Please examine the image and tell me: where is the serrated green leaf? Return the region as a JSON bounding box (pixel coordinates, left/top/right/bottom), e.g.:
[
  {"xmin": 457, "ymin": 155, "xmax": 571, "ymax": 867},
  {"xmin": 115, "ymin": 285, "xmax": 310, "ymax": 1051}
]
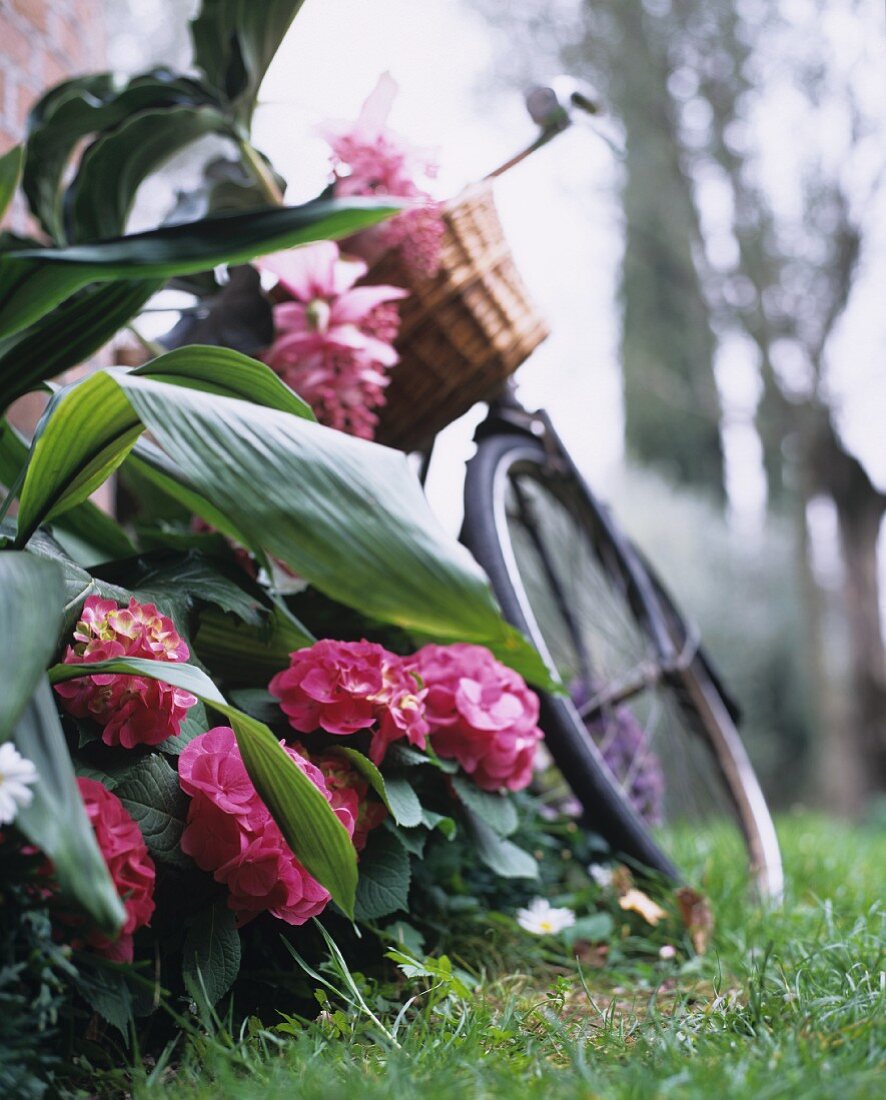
[
  {"xmin": 452, "ymin": 774, "xmax": 519, "ymax": 837},
  {"xmin": 114, "ymin": 753, "xmax": 191, "ymax": 868},
  {"xmin": 182, "ymin": 901, "xmax": 241, "ymax": 1008},
  {"xmin": 354, "ymin": 829, "xmax": 411, "ymax": 921}
]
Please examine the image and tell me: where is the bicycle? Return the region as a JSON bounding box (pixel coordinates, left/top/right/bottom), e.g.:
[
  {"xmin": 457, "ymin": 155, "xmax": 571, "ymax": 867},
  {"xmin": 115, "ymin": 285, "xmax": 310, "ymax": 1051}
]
[{"xmin": 412, "ymin": 79, "xmax": 784, "ymax": 900}]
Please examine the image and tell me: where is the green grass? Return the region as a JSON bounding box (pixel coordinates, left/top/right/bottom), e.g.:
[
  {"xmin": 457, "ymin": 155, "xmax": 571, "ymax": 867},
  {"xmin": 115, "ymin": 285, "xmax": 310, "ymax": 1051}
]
[{"xmin": 123, "ymin": 814, "xmax": 884, "ymax": 1100}]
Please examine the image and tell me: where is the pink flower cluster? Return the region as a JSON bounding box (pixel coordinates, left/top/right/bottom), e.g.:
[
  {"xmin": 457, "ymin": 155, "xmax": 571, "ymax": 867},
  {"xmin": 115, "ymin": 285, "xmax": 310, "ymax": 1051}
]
[
  {"xmin": 76, "ymin": 777, "xmax": 155, "ymax": 962},
  {"xmin": 269, "ymin": 639, "xmax": 543, "ymax": 792},
  {"xmin": 178, "ymin": 727, "xmax": 354, "ymax": 926},
  {"xmin": 409, "ymin": 644, "xmax": 543, "ymax": 792},
  {"xmin": 269, "ymin": 640, "xmax": 428, "ymax": 765},
  {"xmin": 303, "ymin": 748, "xmax": 387, "ymax": 852},
  {"xmin": 55, "ymin": 596, "xmax": 197, "ymax": 749},
  {"xmin": 262, "ymin": 241, "xmax": 407, "ymax": 439},
  {"xmin": 324, "ymin": 72, "xmax": 445, "ymax": 277}
]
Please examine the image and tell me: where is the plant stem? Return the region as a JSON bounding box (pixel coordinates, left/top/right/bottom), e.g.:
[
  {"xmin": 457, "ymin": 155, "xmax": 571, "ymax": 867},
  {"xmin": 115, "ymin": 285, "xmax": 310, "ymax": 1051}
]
[{"xmin": 238, "ymin": 139, "xmax": 285, "ymax": 206}]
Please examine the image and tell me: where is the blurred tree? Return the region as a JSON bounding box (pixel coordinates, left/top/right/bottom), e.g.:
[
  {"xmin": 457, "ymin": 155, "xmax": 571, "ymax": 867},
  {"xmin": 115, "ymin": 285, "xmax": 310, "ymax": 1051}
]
[{"xmin": 468, "ymin": 0, "xmax": 885, "ymax": 809}]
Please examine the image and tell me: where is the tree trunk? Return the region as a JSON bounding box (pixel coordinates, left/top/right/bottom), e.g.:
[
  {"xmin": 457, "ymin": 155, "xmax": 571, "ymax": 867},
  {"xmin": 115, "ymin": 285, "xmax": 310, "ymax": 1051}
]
[{"xmin": 836, "ymin": 498, "xmax": 886, "ymax": 808}]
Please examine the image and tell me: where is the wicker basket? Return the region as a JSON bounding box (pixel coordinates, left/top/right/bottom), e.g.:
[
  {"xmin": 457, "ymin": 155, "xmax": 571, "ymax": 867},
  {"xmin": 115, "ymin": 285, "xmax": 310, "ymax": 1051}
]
[{"xmin": 369, "ymin": 181, "xmax": 549, "ymax": 452}]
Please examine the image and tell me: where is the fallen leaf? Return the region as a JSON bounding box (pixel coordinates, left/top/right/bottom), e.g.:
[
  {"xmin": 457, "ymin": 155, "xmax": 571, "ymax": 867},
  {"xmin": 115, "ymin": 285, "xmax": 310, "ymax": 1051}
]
[
  {"xmin": 618, "ymin": 888, "xmax": 667, "ymax": 925},
  {"xmin": 675, "ymin": 886, "xmax": 714, "ymax": 954}
]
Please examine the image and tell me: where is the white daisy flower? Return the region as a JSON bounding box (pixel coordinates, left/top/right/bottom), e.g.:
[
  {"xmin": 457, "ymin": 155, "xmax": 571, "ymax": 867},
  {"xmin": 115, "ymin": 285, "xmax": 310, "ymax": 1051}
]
[
  {"xmin": 0, "ymin": 742, "xmax": 39, "ymax": 826},
  {"xmin": 659, "ymin": 944, "xmax": 677, "ymax": 960},
  {"xmin": 516, "ymin": 897, "xmax": 576, "ymax": 935}
]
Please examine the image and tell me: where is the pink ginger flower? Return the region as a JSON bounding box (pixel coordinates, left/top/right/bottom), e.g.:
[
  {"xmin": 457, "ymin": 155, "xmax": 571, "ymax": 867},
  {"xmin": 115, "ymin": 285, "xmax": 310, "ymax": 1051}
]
[
  {"xmin": 262, "ymin": 241, "xmax": 407, "ymax": 439},
  {"xmin": 263, "ymin": 241, "xmax": 407, "ymax": 368},
  {"xmin": 407, "ymin": 644, "xmax": 544, "ymax": 792},
  {"xmin": 55, "ymin": 596, "xmax": 197, "ymax": 749},
  {"xmin": 323, "ymin": 72, "xmax": 445, "ymax": 277},
  {"xmin": 268, "ymin": 639, "xmax": 428, "ymax": 765},
  {"xmin": 178, "ymin": 727, "xmax": 355, "ymax": 926},
  {"xmin": 75, "ymin": 778, "xmax": 156, "ymax": 962}
]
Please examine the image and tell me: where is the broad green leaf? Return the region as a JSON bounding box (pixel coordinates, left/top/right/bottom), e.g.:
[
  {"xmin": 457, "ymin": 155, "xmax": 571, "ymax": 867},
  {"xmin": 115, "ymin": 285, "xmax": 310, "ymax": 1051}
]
[
  {"xmin": 0, "ymin": 551, "xmax": 64, "ymax": 739},
  {"xmin": 23, "ymin": 71, "xmax": 220, "ymax": 240},
  {"xmin": 72, "ymin": 957, "xmax": 134, "ymax": 1037},
  {"xmin": 13, "ymin": 679, "xmax": 126, "ymax": 935},
  {"xmin": 0, "ymin": 198, "xmax": 399, "ymax": 338},
  {"xmin": 0, "ymin": 418, "xmax": 135, "ymax": 563},
  {"xmin": 0, "ymin": 279, "xmax": 161, "ymax": 414},
  {"xmin": 353, "ymin": 830, "xmax": 411, "ymax": 921},
  {"xmin": 68, "ymin": 105, "xmax": 231, "ymax": 242},
  {"xmin": 14, "ymin": 348, "xmax": 312, "ymax": 540},
  {"xmin": 452, "ymin": 774, "xmax": 519, "ymax": 837},
  {"xmin": 191, "ymin": 0, "xmax": 306, "ymax": 122},
  {"xmin": 47, "ymin": 656, "xmax": 358, "ymax": 917},
  {"xmin": 182, "ymin": 901, "xmax": 241, "ymax": 1008},
  {"xmin": 113, "ymin": 753, "xmax": 192, "ymax": 868},
  {"xmin": 0, "ymin": 144, "xmax": 24, "ymax": 222},
  {"xmin": 462, "ymin": 805, "xmax": 538, "ymax": 879},
  {"xmin": 14, "ymin": 370, "xmax": 550, "ymax": 684},
  {"xmin": 329, "ymin": 747, "xmax": 422, "ymax": 828}
]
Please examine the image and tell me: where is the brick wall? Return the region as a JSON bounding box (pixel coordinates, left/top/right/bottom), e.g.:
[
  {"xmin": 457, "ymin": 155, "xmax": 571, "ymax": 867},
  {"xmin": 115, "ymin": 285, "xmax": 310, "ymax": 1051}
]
[
  {"xmin": 1, "ymin": 0, "xmax": 105, "ymax": 230},
  {"xmin": 1, "ymin": 0, "xmax": 107, "ymax": 475}
]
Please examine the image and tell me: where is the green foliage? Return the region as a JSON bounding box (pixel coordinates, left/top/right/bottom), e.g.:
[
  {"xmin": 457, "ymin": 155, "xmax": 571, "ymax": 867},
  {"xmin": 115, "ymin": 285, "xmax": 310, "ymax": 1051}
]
[
  {"xmin": 113, "ymin": 753, "xmax": 192, "ymax": 869},
  {"xmin": 182, "ymin": 901, "xmax": 241, "ymax": 1008},
  {"xmin": 191, "ymin": 0, "xmax": 306, "ymax": 124},
  {"xmin": 0, "ymin": 145, "xmax": 23, "ymax": 222},
  {"xmin": 13, "ymin": 681, "xmax": 126, "ymax": 937},
  {"xmin": 98, "ymin": 816, "xmax": 886, "ymax": 1100},
  {"xmin": 0, "ymin": 198, "xmax": 398, "ymax": 344},
  {"xmin": 353, "ymin": 831, "xmax": 412, "ymax": 921}
]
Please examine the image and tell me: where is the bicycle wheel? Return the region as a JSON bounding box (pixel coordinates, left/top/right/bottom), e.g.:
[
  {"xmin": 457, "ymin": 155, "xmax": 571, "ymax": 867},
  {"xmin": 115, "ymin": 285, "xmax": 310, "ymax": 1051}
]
[{"xmin": 462, "ymin": 431, "xmax": 783, "ymax": 899}]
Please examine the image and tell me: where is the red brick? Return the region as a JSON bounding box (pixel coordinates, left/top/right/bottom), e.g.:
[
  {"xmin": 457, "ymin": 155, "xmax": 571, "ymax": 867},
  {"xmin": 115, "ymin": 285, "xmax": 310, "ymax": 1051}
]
[
  {"xmin": 41, "ymin": 48, "xmax": 70, "ymax": 90},
  {"xmin": 0, "ymin": 124, "xmax": 18, "ymax": 156},
  {"xmin": 0, "ymin": 19, "xmax": 34, "ymax": 70}
]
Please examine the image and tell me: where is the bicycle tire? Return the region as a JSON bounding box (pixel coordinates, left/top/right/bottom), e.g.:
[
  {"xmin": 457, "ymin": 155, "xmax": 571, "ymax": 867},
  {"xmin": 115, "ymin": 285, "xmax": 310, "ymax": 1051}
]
[{"xmin": 462, "ymin": 431, "xmax": 783, "ymax": 898}]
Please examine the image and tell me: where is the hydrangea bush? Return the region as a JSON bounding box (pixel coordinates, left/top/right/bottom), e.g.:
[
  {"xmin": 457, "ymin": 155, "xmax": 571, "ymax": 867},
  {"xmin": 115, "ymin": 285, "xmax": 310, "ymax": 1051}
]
[{"xmin": 0, "ymin": 1, "xmax": 626, "ymax": 1085}]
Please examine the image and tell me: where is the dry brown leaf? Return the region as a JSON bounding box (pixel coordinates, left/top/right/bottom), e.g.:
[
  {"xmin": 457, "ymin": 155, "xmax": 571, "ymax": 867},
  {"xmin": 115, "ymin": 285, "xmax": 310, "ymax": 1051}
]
[
  {"xmin": 675, "ymin": 886, "xmax": 714, "ymax": 954},
  {"xmin": 618, "ymin": 888, "xmax": 668, "ymax": 925}
]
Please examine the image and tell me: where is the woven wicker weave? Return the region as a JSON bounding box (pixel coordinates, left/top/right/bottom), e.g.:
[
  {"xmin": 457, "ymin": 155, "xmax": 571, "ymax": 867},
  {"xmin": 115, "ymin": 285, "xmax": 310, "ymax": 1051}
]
[{"xmin": 370, "ymin": 181, "xmax": 549, "ymax": 452}]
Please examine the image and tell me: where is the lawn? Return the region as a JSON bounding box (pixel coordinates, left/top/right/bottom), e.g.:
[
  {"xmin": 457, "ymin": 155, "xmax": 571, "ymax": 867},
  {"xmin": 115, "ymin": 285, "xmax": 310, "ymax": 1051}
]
[{"xmin": 117, "ymin": 813, "xmax": 884, "ymax": 1100}]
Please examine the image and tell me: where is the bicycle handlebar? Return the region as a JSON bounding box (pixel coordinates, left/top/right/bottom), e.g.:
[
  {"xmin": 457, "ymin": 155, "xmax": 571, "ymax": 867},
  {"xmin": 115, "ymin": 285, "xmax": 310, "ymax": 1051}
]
[{"xmin": 484, "ymin": 75, "xmax": 608, "ymax": 181}]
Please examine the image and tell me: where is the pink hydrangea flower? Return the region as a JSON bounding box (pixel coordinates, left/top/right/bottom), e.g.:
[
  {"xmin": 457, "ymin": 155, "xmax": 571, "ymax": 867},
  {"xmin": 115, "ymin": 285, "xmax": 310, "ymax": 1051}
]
[
  {"xmin": 178, "ymin": 727, "xmax": 355, "ymax": 926},
  {"xmin": 262, "ymin": 241, "xmax": 407, "ymax": 439},
  {"xmin": 407, "ymin": 644, "xmax": 544, "ymax": 792},
  {"xmin": 54, "ymin": 596, "xmax": 197, "ymax": 749},
  {"xmin": 309, "ymin": 748, "xmax": 387, "ymax": 852},
  {"xmin": 268, "ymin": 639, "xmax": 428, "ymax": 765},
  {"xmin": 75, "ymin": 777, "xmax": 156, "ymax": 962},
  {"xmin": 323, "ymin": 72, "xmax": 445, "ymax": 276}
]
